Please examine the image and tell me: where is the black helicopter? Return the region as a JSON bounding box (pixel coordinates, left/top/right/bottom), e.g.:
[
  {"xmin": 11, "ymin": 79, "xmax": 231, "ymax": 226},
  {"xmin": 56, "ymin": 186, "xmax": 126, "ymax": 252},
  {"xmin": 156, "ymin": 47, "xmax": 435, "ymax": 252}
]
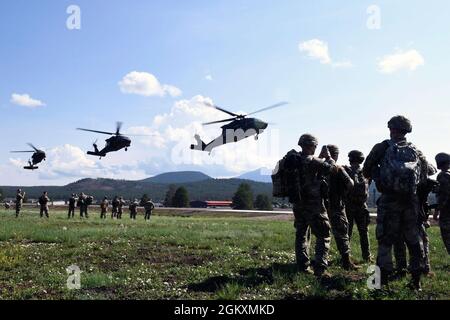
[
  {"xmin": 11, "ymin": 143, "xmax": 46, "ymax": 170},
  {"xmin": 190, "ymin": 102, "xmax": 288, "ymax": 153},
  {"xmin": 77, "ymin": 122, "xmax": 145, "ymax": 159}
]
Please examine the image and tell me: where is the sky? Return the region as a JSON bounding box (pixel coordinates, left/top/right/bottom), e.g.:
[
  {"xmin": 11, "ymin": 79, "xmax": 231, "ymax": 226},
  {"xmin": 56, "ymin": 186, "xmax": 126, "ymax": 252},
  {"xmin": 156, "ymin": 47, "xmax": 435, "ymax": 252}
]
[{"xmin": 1, "ymin": 0, "xmax": 449, "ymax": 186}]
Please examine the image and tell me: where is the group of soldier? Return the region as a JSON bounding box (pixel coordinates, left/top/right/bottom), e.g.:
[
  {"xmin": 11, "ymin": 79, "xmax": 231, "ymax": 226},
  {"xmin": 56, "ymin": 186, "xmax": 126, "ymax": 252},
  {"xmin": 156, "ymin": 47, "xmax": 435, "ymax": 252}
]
[
  {"xmin": 13, "ymin": 190, "xmax": 155, "ymax": 221},
  {"xmin": 279, "ymin": 115, "xmax": 449, "ymax": 290}
]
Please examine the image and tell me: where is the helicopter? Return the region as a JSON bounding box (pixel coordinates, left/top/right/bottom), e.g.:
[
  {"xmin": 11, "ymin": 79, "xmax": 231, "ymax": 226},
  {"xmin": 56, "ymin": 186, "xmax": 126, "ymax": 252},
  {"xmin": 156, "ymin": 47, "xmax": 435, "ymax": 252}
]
[
  {"xmin": 77, "ymin": 122, "xmax": 148, "ymax": 159},
  {"xmin": 11, "ymin": 143, "xmax": 46, "ymax": 170},
  {"xmin": 190, "ymin": 101, "xmax": 288, "ymax": 153}
]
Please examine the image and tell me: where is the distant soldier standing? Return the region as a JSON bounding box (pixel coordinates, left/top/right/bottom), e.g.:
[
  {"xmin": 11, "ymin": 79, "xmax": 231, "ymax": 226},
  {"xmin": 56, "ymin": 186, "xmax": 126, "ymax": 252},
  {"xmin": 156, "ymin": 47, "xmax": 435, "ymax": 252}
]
[
  {"xmin": 117, "ymin": 197, "xmax": 125, "ymax": 219},
  {"xmin": 15, "ymin": 189, "xmax": 25, "ymax": 218},
  {"xmin": 39, "ymin": 191, "xmax": 50, "ymax": 218},
  {"xmin": 322, "ymin": 145, "xmax": 358, "ymax": 270},
  {"xmin": 285, "ymin": 134, "xmax": 336, "ymax": 277},
  {"xmin": 100, "ymin": 197, "xmax": 109, "ymax": 219},
  {"xmin": 435, "ymin": 152, "xmax": 450, "ymax": 254},
  {"xmin": 141, "ymin": 198, "xmax": 155, "ymax": 221},
  {"xmin": 111, "ymin": 196, "xmax": 119, "ymax": 219},
  {"xmin": 363, "ymin": 116, "xmax": 430, "ymax": 290},
  {"xmin": 68, "ymin": 194, "xmax": 77, "ymax": 219},
  {"xmin": 78, "ymin": 192, "xmax": 87, "ymax": 218},
  {"xmin": 344, "ymin": 150, "xmax": 372, "ymax": 262},
  {"xmin": 129, "ymin": 199, "xmax": 139, "ymax": 220}
]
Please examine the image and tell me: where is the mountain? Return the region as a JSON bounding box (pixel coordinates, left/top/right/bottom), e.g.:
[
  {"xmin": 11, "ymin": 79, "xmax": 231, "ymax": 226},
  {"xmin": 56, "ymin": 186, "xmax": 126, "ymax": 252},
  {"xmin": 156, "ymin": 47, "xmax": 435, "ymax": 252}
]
[
  {"xmin": 141, "ymin": 171, "xmax": 211, "ymax": 184},
  {"xmin": 237, "ymin": 168, "xmax": 273, "ymax": 183},
  {"xmin": 1, "ymin": 176, "xmax": 272, "ymax": 202}
]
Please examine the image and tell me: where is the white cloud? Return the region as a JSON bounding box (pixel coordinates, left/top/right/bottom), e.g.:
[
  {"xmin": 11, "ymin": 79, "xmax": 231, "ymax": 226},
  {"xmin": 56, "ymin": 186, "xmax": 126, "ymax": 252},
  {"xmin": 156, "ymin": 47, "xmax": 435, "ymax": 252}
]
[
  {"xmin": 299, "ymin": 39, "xmax": 352, "ymax": 68},
  {"xmin": 118, "ymin": 71, "xmax": 182, "ymax": 97},
  {"xmin": 378, "ymin": 49, "xmax": 425, "ymax": 74},
  {"xmin": 10, "ymin": 93, "xmax": 46, "ymax": 108},
  {"xmin": 205, "ymin": 75, "xmax": 213, "ymax": 81}
]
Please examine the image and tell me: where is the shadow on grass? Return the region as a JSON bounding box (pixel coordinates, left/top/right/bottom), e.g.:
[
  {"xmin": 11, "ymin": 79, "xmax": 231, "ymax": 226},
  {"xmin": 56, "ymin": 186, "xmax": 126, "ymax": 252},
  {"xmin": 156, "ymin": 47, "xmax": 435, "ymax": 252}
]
[{"xmin": 187, "ymin": 262, "xmax": 365, "ymax": 299}]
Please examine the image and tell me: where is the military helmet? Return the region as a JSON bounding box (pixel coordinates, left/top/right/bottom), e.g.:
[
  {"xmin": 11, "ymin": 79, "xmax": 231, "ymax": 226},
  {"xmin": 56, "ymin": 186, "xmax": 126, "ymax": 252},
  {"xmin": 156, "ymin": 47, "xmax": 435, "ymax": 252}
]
[
  {"xmin": 348, "ymin": 150, "xmax": 365, "ymax": 163},
  {"xmin": 298, "ymin": 134, "xmax": 318, "ymax": 147},
  {"xmin": 427, "ymin": 163, "xmax": 438, "ymax": 176},
  {"xmin": 327, "ymin": 145, "xmax": 340, "ymax": 156},
  {"xmin": 436, "ymin": 153, "xmax": 450, "ymax": 165},
  {"xmin": 17, "ymin": 189, "xmax": 21, "ymax": 193},
  {"xmin": 388, "ymin": 115, "xmax": 412, "ymax": 133}
]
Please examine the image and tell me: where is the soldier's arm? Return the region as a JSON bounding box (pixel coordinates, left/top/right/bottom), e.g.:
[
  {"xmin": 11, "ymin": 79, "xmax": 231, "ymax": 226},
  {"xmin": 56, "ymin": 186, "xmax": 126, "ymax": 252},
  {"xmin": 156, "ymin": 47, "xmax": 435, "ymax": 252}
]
[
  {"xmin": 339, "ymin": 166, "xmax": 354, "ymax": 191},
  {"xmin": 363, "ymin": 141, "xmax": 389, "ymax": 179}
]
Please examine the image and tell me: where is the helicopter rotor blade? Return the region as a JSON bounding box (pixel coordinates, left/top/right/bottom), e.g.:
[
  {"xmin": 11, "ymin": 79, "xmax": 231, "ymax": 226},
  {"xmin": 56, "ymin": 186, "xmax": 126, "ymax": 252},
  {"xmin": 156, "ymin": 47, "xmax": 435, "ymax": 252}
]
[
  {"xmin": 11, "ymin": 151, "xmax": 34, "ymax": 153},
  {"xmin": 77, "ymin": 128, "xmax": 115, "ymax": 135},
  {"xmin": 246, "ymin": 102, "xmax": 289, "ymax": 116},
  {"xmin": 116, "ymin": 122, "xmax": 123, "ymax": 135},
  {"xmin": 27, "ymin": 143, "xmax": 39, "ymax": 152},
  {"xmin": 203, "ymin": 102, "xmax": 239, "ymax": 117},
  {"xmin": 202, "ymin": 118, "xmax": 236, "ymax": 126}
]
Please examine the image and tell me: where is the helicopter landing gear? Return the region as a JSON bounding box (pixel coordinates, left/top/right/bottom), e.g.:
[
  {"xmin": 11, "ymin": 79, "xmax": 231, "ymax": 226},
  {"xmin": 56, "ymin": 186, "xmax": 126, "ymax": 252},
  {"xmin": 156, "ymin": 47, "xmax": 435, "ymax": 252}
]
[{"xmin": 255, "ymin": 135, "xmax": 259, "ymax": 141}]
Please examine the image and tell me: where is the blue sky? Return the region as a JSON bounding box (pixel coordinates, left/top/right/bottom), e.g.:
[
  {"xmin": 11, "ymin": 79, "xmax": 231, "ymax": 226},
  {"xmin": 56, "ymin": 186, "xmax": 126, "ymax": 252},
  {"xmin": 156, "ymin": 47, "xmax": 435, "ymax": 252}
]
[{"xmin": 1, "ymin": 0, "xmax": 450, "ymax": 185}]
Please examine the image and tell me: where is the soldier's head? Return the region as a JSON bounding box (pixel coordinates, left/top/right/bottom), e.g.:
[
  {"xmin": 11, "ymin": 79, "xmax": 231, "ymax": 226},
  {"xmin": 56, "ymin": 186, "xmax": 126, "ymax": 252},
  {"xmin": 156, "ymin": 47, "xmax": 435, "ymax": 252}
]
[
  {"xmin": 348, "ymin": 150, "xmax": 365, "ymax": 165},
  {"xmin": 72, "ymin": 193, "xmax": 75, "ymax": 197},
  {"xmin": 17, "ymin": 189, "xmax": 21, "ymax": 193},
  {"xmin": 43, "ymin": 191, "xmax": 48, "ymax": 196},
  {"xmin": 80, "ymin": 192, "xmax": 85, "ymax": 197},
  {"xmin": 104, "ymin": 196, "xmax": 108, "ymax": 200},
  {"xmin": 435, "ymin": 153, "xmax": 450, "ymax": 171},
  {"xmin": 388, "ymin": 115, "xmax": 412, "ymax": 140},
  {"xmin": 298, "ymin": 134, "xmax": 318, "ymax": 155},
  {"xmin": 326, "ymin": 145, "xmax": 340, "ymax": 161}
]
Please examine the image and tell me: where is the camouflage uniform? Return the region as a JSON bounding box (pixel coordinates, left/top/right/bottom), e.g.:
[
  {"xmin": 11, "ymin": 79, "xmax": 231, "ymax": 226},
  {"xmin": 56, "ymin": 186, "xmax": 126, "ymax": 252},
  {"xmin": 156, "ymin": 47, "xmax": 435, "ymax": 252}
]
[
  {"xmin": 325, "ymin": 165, "xmax": 354, "ymax": 266},
  {"xmin": 344, "ymin": 164, "xmax": 372, "ymax": 261},
  {"xmin": 129, "ymin": 200, "xmax": 139, "ymax": 220},
  {"xmin": 39, "ymin": 193, "xmax": 50, "ymax": 218},
  {"xmin": 78, "ymin": 194, "xmax": 88, "ymax": 218},
  {"xmin": 111, "ymin": 197, "xmax": 119, "ymax": 219},
  {"xmin": 142, "ymin": 200, "xmax": 155, "ymax": 221},
  {"xmin": 100, "ymin": 198, "xmax": 109, "ymax": 219},
  {"xmin": 15, "ymin": 191, "xmax": 25, "ymax": 217},
  {"xmin": 68, "ymin": 194, "xmax": 76, "ymax": 219},
  {"xmin": 436, "ymin": 153, "xmax": 450, "ymax": 254},
  {"xmin": 117, "ymin": 197, "xmax": 125, "ymax": 219},
  {"xmin": 364, "ymin": 137, "xmax": 428, "ymax": 282},
  {"xmin": 287, "ymin": 142, "xmax": 335, "ymax": 275}
]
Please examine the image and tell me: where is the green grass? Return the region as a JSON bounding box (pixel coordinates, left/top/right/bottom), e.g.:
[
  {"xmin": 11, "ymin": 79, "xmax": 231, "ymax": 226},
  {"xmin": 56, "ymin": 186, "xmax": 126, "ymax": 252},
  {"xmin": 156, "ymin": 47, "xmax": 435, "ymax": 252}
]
[{"xmin": 0, "ymin": 208, "xmax": 448, "ymax": 300}]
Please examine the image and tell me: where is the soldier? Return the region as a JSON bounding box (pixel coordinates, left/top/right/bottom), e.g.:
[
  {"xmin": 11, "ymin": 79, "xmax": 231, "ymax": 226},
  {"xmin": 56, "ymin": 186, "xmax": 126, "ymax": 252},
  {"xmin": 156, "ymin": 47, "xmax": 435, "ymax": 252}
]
[
  {"xmin": 141, "ymin": 198, "xmax": 155, "ymax": 221},
  {"xmin": 394, "ymin": 164, "xmax": 438, "ymax": 278},
  {"xmin": 129, "ymin": 199, "xmax": 139, "ymax": 220},
  {"xmin": 285, "ymin": 134, "xmax": 336, "ymax": 278},
  {"xmin": 344, "ymin": 150, "xmax": 372, "ymax": 262},
  {"xmin": 38, "ymin": 191, "xmax": 50, "ymax": 218},
  {"xmin": 78, "ymin": 192, "xmax": 88, "ymax": 218},
  {"xmin": 117, "ymin": 197, "xmax": 125, "ymax": 219},
  {"xmin": 435, "ymin": 152, "xmax": 450, "ymax": 254},
  {"xmin": 68, "ymin": 194, "xmax": 77, "ymax": 219},
  {"xmin": 15, "ymin": 189, "xmax": 25, "ymax": 218},
  {"xmin": 100, "ymin": 197, "xmax": 109, "ymax": 219},
  {"xmin": 363, "ymin": 116, "xmax": 430, "ymax": 290},
  {"xmin": 111, "ymin": 196, "xmax": 119, "ymax": 219},
  {"xmin": 322, "ymin": 145, "xmax": 359, "ymax": 270}
]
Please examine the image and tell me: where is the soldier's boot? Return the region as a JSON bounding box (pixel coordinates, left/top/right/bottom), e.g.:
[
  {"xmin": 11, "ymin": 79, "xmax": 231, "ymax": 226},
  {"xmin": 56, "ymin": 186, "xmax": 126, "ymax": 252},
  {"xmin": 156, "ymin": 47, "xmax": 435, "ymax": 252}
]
[
  {"xmin": 380, "ymin": 269, "xmax": 392, "ymax": 287},
  {"xmin": 314, "ymin": 267, "xmax": 331, "ymax": 279},
  {"xmin": 408, "ymin": 273, "xmax": 422, "ymax": 291},
  {"xmin": 342, "ymin": 254, "xmax": 361, "ymax": 270}
]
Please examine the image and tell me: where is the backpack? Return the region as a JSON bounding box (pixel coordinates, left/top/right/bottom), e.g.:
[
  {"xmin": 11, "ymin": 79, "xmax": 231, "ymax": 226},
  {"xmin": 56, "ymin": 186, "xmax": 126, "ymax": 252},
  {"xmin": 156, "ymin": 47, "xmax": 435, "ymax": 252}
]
[
  {"xmin": 272, "ymin": 150, "xmax": 301, "ymax": 200},
  {"xmin": 345, "ymin": 166, "xmax": 368, "ymax": 203},
  {"xmin": 379, "ymin": 141, "xmax": 421, "ymax": 195}
]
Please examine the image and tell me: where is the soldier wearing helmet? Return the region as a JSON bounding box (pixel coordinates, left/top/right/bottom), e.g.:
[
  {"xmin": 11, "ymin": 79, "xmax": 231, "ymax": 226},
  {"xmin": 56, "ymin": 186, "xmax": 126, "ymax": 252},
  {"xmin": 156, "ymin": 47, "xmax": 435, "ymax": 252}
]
[
  {"xmin": 344, "ymin": 150, "xmax": 372, "ymax": 262},
  {"xmin": 363, "ymin": 116, "xmax": 431, "ymax": 290},
  {"xmin": 321, "ymin": 144, "xmax": 359, "ymax": 270},
  {"xmin": 285, "ymin": 133, "xmax": 336, "ymax": 278},
  {"xmin": 15, "ymin": 189, "xmax": 25, "ymax": 218},
  {"xmin": 68, "ymin": 193, "xmax": 77, "ymax": 219},
  {"xmin": 434, "ymin": 152, "xmax": 450, "ymax": 254}
]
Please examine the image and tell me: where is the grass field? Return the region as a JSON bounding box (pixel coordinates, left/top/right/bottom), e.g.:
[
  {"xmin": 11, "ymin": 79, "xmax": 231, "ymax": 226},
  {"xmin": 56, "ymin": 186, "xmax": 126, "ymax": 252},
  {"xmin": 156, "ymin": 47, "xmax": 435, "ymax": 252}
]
[{"xmin": 0, "ymin": 208, "xmax": 449, "ymax": 300}]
